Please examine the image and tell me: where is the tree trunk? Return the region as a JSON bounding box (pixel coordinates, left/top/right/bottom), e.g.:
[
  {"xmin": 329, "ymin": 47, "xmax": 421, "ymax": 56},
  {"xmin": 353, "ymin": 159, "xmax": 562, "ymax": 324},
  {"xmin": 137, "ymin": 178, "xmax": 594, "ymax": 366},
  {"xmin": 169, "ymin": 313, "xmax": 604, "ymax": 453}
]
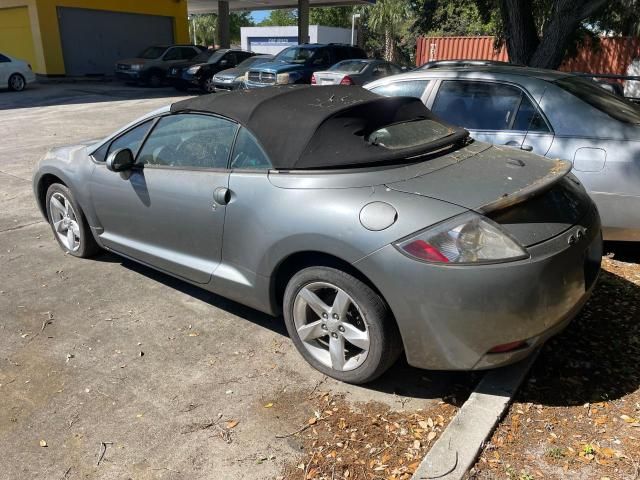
[
  {"xmin": 529, "ymin": 0, "xmax": 608, "ymax": 69},
  {"xmin": 499, "ymin": 0, "xmax": 539, "ymax": 65},
  {"xmin": 385, "ymin": 29, "xmax": 394, "ymax": 62},
  {"xmin": 499, "ymin": 0, "xmax": 608, "ymax": 70}
]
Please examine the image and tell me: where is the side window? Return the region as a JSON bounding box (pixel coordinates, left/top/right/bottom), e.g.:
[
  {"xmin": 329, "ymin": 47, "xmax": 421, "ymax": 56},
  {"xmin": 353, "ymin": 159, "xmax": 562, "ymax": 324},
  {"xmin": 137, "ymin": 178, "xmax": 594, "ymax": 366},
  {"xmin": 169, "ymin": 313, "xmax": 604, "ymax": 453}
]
[
  {"xmin": 312, "ymin": 49, "xmax": 331, "ymax": 66},
  {"xmin": 163, "ymin": 48, "xmax": 181, "ymax": 61},
  {"xmin": 0, "ymin": 53, "xmax": 10, "ymax": 62},
  {"xmin": 224, "ymin": 52, "xmax": 237, "ymax": 66},
  {"xmin": 512, "ymin": 96, "xmax": 550, "ymax": 132},
  {"xmin": 181, "ymin": 47, "xmax": 198, "ymax": 60},
  {"xmin": 371, "ymin": 64, "xmax": 390, "ymax": 78},
  {"xmin": 432, "ymin": 80, "xmax": 524, "ymax": 130},
  {"xmin": 104, "ymin": 120, "xmax": 153, "ymax": 160},
  {"xmin": 137, "ymin": 114, "xmax": 237, "ymax": 169},
  {"xmin": 370, "ymin": 80, "xmax": 430, "ymax": 99},
  {"xmin": 231, "ymin": 128, "xmax": 272, "ymax": 170}
]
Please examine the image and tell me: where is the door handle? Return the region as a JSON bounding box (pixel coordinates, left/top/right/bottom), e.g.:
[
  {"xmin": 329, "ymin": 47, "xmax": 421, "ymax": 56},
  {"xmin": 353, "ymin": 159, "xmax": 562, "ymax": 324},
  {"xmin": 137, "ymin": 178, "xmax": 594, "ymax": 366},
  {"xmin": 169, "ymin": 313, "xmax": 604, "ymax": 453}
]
[
  {"xmin": 213, "ymin": 187, "xmax": 231, "ymax": 206},
  {"xmin": 520, "ymin": 144, "xmax": 533, "ymax": 152}
]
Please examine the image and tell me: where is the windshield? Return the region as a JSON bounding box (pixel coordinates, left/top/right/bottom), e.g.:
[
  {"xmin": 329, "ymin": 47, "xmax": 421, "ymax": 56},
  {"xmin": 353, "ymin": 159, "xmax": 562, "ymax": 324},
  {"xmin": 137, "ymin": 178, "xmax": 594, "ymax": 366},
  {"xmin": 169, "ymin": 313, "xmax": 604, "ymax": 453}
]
[
  {"xmin": 239, "ymin": 56, "xmax": 270, "ymax": 68},
  {"xmin": 368, "ymin": 119, "xmax": 457, "ymax": 150},
  {"xmin": 555, "ymin": 76, "xmax": 640, "ymax": 124},
  {"xmin": 191, "ymin": 49, "xmax": 218, "ymax": 63},
  {"xmin": 275, "ymin": 47, "xmax": 316, "ymax": 64},
  {"xmin": 137, "ymin": 46, "xmax": 166, "ymax": 59},
  {"xmin": 330, "ymin": 60, "xmax": 367, "ymax": 73}
]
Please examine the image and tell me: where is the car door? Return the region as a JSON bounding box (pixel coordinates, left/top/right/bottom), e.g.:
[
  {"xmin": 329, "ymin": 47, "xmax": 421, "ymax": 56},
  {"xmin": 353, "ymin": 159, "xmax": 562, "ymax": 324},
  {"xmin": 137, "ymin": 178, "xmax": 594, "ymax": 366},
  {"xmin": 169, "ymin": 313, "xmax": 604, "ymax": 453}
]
[
  {"xmin": 0, "ymin": 53, "xmax": 10, "ymax": 85},
  {"xmin": 90, "ymin": 113, "xmax": 237, "ymax": 284},
  {"xmin": 162, "ymin": 47, "xmax": 186, "ymax": 70},
  {"xmin": 429, "ymin": 80, "xmax": 532, "ymax": 150}
]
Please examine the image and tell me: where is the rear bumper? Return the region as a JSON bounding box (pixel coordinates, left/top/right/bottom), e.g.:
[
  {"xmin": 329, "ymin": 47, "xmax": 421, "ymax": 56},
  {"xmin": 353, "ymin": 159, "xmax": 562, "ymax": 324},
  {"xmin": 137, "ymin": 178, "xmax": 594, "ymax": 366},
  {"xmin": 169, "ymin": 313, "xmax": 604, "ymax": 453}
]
[
  {"xmin": 354, "ymin": 206, "xmax": 602, "ymax": 370},
  {"xmin": 115, "ymin": 71, "xmax": 141, "ymax": 81}
]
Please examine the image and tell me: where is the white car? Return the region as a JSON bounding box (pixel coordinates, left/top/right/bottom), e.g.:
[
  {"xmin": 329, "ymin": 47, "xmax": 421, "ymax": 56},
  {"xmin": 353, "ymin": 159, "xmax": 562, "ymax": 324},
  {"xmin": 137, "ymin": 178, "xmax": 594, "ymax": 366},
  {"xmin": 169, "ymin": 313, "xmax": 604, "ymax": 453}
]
[{"xmin": 0, "ymin": 52, "xmax": 36, "ymax": 91}]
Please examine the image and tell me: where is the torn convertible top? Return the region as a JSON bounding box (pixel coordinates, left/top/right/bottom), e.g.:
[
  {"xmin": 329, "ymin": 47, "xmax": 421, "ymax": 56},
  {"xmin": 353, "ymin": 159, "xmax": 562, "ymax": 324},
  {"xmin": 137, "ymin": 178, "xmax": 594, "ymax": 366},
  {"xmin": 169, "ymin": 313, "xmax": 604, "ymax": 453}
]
[{"xmin": 170, "ymin": 85, "xmax": 467, "ymax": 170}]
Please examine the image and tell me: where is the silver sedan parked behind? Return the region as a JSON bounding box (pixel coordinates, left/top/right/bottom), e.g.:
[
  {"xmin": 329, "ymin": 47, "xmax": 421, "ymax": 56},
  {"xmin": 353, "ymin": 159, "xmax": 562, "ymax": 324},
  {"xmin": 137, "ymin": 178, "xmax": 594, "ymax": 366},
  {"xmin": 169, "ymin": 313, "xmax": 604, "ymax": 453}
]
[
  {"xmin": 312, "ymin": 59, "xmax": 403, "ymax": 86},
  {"xmin": 365, "ymin": 65, "xmax": 640, "ymax": 241},
  {"xmin": 33, "ymin": 86, "xmax": 601, "ymax": 384}
]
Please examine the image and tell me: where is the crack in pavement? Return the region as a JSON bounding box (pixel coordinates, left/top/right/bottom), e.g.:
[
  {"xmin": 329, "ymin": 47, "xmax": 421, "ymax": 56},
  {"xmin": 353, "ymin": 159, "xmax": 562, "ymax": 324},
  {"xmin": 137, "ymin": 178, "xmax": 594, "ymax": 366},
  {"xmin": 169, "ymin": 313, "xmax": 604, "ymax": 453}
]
[
  {"xmin": 0, "ymin": 169, "xmax": 30, "ymax": 183},
  {"xmin": 0, "ymin": 220, "xmax": 45, "ymax": 233}
]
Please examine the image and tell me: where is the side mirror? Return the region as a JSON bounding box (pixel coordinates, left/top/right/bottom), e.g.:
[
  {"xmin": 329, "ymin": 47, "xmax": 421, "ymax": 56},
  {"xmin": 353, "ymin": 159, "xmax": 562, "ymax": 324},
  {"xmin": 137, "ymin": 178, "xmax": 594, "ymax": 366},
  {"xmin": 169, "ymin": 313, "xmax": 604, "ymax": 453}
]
[
  {"xmin": 219, "ymin": 59, "xmax": 228, "ymax": 66},
  {"xmin": 106, "ymin": 148, "xmax": 135, "ymax": 172}
]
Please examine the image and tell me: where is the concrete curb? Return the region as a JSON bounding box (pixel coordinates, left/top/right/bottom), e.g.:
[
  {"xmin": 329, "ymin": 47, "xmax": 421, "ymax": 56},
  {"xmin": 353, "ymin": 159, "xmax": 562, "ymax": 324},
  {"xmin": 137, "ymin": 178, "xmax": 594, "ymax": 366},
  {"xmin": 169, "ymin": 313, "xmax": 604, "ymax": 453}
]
[{"xmin": 412, "ymin": 351, "xmax": 540, "ymax": 480}]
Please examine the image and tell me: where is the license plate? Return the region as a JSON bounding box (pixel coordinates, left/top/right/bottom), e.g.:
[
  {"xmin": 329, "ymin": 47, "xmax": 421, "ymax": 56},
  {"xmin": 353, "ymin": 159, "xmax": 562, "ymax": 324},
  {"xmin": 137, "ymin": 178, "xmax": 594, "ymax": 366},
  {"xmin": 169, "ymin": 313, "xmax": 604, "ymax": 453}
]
[{"xmin": 320, "ymin": 78, "xmax": 335, "ymax": 85}]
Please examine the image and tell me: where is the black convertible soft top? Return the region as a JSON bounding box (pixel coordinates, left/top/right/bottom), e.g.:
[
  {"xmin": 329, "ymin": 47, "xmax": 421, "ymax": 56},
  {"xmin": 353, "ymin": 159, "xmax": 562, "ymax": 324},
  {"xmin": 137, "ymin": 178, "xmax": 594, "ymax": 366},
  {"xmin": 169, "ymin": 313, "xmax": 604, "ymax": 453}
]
[{"xmin": 170, "ymin": 85, "xmax": 466, "ymax": 169}]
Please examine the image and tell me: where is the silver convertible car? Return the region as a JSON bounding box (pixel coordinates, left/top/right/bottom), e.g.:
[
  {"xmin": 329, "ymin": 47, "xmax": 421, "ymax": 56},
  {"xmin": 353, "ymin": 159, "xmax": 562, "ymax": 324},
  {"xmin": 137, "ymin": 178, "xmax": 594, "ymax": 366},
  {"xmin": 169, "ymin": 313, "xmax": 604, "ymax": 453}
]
[
  {"xmin": 365, "ymin": 65, "xmax": 640, "ymax": 241},
  {"xmin": 33, "ymin": 86, "xmax": 602, "ymax": 383}
]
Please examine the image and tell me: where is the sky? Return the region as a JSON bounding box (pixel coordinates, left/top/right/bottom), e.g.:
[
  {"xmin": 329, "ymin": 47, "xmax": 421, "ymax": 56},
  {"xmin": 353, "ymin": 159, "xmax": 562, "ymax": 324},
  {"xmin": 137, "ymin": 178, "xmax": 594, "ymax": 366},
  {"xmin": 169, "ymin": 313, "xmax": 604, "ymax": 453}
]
[{"xmin": 250, "ymin": 10, "xmax": 271, "ymax": 23}]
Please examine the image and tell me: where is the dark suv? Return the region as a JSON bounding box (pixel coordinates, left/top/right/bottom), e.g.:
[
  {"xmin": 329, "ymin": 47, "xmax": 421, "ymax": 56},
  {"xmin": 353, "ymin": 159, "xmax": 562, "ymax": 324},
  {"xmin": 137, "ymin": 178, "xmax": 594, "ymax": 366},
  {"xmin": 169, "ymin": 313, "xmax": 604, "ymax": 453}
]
[
  {"xmin": 167, "ymin": 48, "xmax": 255, "ymax": 92},
  {"xmin": 115, "ymin": 45, "xmax": 205, "ymax": 87},
  {"xmin": 244, "ymin": 43, "xmax": 366, "ymax": 88}
]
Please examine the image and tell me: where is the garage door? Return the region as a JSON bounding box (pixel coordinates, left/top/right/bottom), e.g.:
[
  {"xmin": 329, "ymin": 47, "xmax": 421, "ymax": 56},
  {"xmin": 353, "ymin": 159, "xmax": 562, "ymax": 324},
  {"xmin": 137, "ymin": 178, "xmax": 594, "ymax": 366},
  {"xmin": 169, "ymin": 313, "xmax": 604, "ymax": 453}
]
[
  {"xmin": 0, "ymin": 7, "xmax": 36, "ymax": 69},
  {"xmin": 57, "ymin": 7, "xmax": 174, "ymax": 76}
]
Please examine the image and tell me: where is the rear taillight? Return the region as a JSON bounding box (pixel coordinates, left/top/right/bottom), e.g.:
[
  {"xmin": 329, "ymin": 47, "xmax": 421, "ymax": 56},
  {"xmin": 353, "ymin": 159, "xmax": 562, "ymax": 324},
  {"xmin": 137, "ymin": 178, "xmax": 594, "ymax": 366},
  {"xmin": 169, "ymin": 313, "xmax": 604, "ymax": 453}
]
[
  {"xmin": 488, "ymin": 340, "xmax": 527, "ymax": 353},
  {"xmin": 395, "ymin": 212, "xmax": 528, "ymax": 264},
  {"xmin": 311, "ymin": 73, "xmax": 316, "ymax": 84},
  {"xmin": 340, "ymin": 75, "xmax": 354, "ymax": 85}
]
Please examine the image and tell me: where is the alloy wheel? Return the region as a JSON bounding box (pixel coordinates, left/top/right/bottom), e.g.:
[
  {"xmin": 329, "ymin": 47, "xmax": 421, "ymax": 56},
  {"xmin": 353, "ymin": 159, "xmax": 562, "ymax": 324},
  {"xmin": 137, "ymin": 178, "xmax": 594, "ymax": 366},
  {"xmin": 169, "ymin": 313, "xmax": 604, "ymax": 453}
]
[
  {"xmin": 49, "ymin": 192, "xmax": 81, "ymax": 252},
  {"xmin": 204, "ymin": 77, "xmax": 216, "ymax": 93},
  {"xmin": 9, "ymin": 74, "xmax": 25, "ymax": 91},
  {"xmin": 293, "ymin": 282, "xmax": 370, "ymax": 371}
]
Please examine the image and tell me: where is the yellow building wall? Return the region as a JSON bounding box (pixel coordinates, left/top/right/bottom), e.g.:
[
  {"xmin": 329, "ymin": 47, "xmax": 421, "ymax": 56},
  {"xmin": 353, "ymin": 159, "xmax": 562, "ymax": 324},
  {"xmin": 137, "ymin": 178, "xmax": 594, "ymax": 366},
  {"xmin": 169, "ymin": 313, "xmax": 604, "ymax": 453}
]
[
  {"xmin": 0, "ymin": 0, "xmax": 189, "ymax": 75},
  {"xmin": 0, "ymin": 5, "xmax": 37, "ymax": 69}
]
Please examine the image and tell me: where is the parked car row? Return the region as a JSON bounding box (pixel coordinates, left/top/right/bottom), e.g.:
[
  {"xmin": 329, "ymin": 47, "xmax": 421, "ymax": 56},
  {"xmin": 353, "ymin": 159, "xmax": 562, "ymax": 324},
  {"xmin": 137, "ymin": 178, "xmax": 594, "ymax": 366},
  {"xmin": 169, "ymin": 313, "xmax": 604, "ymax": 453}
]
[{"xmin": 114, "ymin": 43, "xmax": 402, "ymax": 92}]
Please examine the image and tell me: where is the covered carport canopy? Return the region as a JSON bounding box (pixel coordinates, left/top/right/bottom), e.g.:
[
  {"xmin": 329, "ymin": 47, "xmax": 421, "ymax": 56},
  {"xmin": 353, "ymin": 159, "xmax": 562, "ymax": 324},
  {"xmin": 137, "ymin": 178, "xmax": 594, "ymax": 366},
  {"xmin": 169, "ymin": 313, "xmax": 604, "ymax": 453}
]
[{"xmin": 189, "ymin": 0, "xmax": 373, "ymax": 48}]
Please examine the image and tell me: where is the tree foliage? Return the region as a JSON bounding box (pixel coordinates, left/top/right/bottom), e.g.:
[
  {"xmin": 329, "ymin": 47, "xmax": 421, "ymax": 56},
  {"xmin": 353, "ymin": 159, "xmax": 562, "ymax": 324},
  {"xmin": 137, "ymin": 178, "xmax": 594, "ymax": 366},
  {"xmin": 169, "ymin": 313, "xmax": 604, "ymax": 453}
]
[
  {"xmin": 367, "ymin": 0, "xmax": 412, "ymax": 62},
  {"xmin": 258, "ymin": 9, "xmax": 298, "ymax": 26},
  {"xmin": 414, "ymin": 0, "xmax": 640, "ymax": 69},
  {"xmin": 190, "ymin": 14, "xmax": 217, "ymax": 47},
  {"xmin": 309, "ymin": 7, "xmax": 353, "ymax": 28}
]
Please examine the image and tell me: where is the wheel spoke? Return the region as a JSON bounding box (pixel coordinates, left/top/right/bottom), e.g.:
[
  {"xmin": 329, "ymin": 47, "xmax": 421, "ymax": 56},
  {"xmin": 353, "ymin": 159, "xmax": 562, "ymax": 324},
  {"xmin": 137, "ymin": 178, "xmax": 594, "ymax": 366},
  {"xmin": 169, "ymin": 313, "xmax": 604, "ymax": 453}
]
[
  {"xmin": 66, "ymin": 228, "xmax": 75, "ymax": 248},
  {"xmin": 53, "ymin": 219, "xmax": 65, "ymax": 233},
  {"xmin": 329, "ymin": 334, "xmax": 346, "ymax": 370},
  {"xmin": 50, "ymin": 196, "xmax": 66, "ymax": 216},
  {"xmin": 341, "ymin": 323, "xmax": 369, "ymax": 350},
  {"xmin": 331, "ymin": 289, "xmax": 351, "ymax": 318},
  {"xmin": 69, "ymin": 220, "xmax": 80, "ymax": 237},
  {"xmin": 297, "ymin": 320, "xmax": 326, "ymax": 342},
  {"xmin": 298, "ymin": 287, "xmax": 330, "ymax": 318}
]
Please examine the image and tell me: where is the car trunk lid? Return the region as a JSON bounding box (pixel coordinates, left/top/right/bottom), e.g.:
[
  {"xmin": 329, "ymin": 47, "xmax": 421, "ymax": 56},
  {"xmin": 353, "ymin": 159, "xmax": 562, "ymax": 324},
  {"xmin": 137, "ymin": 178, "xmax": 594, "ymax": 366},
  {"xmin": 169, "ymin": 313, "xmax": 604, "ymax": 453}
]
[
  {"xmin": 386, "ymin": 145, "xmax": 589, "ymax": 246},
  {"xmin": 313, "ymin": 71, "xmax": 347, "ymax": 85}
]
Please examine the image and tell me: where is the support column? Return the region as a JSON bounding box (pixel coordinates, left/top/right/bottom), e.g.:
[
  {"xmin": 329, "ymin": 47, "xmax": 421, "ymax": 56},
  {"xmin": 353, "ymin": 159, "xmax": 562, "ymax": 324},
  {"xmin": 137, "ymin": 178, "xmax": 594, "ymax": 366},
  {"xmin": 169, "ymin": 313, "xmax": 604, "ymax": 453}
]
[
  {"xmin": 217, "ymin": 0, "xmax": 230, "ymax": 48},
  {"xmin": 297, "ymin": 0, "xmax": 309, "ymax": 45}
]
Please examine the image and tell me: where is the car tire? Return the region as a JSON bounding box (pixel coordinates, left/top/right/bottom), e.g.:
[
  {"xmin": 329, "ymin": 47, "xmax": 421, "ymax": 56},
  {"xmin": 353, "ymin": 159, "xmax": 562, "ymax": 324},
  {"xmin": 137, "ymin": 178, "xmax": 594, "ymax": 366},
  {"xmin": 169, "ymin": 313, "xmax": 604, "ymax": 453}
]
[
  {"xmin": 202, "ymin": 76, "xmax": 216, "ymax": 93},
  {"xmin": 45, "ymin": 183, "xmax": 100, "ymax": 258},
  {"xmin": 283, "ymin": 266, "xmax": 402, "ymax": 384},
  {"xmin": 147, "ymin": 72, "xmax": 163, "ymax": 88},
  {"xmin": 8, "ymin": 73, "xmax": 26, "ymax": 92}
]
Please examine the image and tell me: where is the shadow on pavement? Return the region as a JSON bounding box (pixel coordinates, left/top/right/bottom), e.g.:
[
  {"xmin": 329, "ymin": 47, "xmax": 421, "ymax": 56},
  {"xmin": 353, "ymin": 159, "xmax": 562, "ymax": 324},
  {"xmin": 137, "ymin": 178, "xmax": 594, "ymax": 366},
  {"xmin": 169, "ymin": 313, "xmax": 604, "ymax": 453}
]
[
  {"xmin": 604, "ymin": 240, "xmax": 640, "ymax": 264},
  {"xmin": 0, "ymin": 81, "xmax": 196, "ymax": 110},
  {"xmin": 516, "ymin": 268, "xmax": 640, "ymax": 406},
  {"xmin": 94, "ymin": 250, "xmax": 480, "ymax": 402}
]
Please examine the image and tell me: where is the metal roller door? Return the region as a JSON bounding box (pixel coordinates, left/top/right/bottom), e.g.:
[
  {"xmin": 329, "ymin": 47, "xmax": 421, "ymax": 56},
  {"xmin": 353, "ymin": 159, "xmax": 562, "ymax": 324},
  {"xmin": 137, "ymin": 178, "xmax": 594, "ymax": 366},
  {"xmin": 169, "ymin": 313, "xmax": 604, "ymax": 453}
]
[{"xmin": 57, "ymin": 7, "xmax": 174, "ymax": 76}]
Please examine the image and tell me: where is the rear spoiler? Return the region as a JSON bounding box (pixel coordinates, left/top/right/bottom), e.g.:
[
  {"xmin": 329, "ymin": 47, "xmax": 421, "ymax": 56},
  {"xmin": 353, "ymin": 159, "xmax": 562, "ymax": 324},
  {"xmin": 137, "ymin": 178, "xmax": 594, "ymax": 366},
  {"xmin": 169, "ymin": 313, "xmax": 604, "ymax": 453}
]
[{"xmin": 478, "ymin": 159, "xmax": 573, "ymax": 214}]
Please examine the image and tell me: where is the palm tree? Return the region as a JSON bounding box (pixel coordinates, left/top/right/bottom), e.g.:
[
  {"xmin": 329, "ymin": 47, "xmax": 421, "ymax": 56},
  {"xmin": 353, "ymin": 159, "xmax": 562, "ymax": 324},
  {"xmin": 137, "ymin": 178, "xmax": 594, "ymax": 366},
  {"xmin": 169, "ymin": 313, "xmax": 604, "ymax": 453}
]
[
  {"xmin": 191, "ymin": 14, "xmax": 217, "ymax": 47},
  {"xmin": 366, "ymin": 0, "xmax": 409, "ymax": 62}
]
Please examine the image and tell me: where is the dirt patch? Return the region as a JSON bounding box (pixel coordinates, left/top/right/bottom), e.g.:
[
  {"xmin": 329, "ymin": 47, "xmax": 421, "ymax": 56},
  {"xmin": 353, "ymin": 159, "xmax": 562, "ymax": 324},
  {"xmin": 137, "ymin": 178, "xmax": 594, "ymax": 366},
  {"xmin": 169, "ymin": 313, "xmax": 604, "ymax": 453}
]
[
  {"xmin": 469, "ymin": 253, "xmax": 640, "ymax": 480},
  {"xmin": 276, "ymin": 389, "xmax": 459, "ymax": 480}
]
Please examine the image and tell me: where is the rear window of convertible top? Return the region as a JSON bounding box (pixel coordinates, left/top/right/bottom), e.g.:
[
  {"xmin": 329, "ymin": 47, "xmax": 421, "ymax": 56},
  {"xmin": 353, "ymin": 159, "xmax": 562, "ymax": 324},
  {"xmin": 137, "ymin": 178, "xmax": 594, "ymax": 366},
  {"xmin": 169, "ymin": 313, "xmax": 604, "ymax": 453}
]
[{"xmin": 367, "ymin": 119, "xmax": 455, "ymax": 150}]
